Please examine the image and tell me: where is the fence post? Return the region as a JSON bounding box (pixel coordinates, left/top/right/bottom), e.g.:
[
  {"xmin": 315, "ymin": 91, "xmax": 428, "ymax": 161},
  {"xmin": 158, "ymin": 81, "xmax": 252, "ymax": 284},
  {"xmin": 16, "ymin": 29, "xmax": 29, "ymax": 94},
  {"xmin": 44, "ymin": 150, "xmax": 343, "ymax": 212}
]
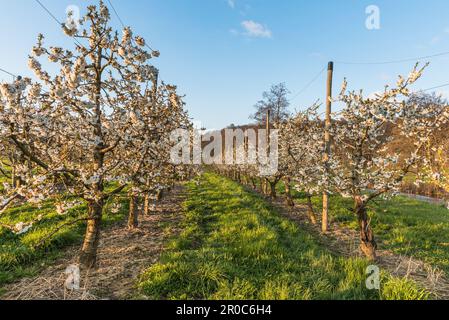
[
  {"xmin": 322, "ymin": 61, "xmax": 334, "ymax": 233},
  {"xmin": 263, "ymin": 110, "xmax": 271, "ymax": 195}
]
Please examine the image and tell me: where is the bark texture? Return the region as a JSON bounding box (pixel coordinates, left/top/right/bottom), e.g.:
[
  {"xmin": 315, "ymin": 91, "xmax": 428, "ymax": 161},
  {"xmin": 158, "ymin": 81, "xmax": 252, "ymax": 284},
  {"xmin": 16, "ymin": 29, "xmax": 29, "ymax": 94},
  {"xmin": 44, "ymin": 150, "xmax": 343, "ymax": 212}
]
[
  {"xmin": 355, "ymin": 197, "xmax": 377, "ymax": 261},
  {"xmin": 128, "ymin": 195, "xmax": 139, "ymax": 229},
  {"xmin": 80, "ymin": 201, "xmax": 103, "ymax": 268}
]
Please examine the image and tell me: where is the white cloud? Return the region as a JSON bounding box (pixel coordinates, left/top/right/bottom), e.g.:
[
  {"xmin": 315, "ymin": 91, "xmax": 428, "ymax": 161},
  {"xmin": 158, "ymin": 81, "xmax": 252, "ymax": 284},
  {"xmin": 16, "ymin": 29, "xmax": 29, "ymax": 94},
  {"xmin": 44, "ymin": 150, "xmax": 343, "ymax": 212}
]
[
  {"xmin": 227, "ymin": 0, "xmax": 235, "ymax": 9},
  {"xmin": 241, "ymin": 20, "xmax": 272, "ymax": 38}
]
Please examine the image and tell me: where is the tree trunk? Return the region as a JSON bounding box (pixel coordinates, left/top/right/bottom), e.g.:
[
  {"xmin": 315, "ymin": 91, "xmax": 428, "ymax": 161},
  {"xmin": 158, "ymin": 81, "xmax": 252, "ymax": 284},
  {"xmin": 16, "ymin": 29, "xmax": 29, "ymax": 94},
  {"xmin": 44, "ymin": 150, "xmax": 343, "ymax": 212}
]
[
  {"xmin": 306, "ymin": 194, "xmax": 318, "ymax": 225},
  {"xmin": 156, "ymin": 189, "xmax": 163, "ymax": 201},
  {"xmin": 284, "ymin": 177, "xmax": 294, "ymax": 207},
  {"xmin": 80, "ymin": 45, "xmax": 105, "ymax": 269},
  {"xmin": 144, "ymin": 193, "xmax": 150, "ymax": 215},
  {"xmin": 262, "ymin": 179, "xmax": 268, "ymax": 195},
  {"xmin": 11, "ymin": 162, "xmax": 16, "ymax": 188},
  {"xmin": 251, "ymin": 178, "xmax": 256, "ymax": 190},
  {"xmin": 80, "ymin": 200, "xmax": 103, "ymax": 268},
  {"xmin": 128, "ymin": 195, "xmax": 139, "ymax": 229},
  {"xmin": 269, "ymin": 181, "xmax": 277, "ymax": 199},
  {"xmin": 322, "ymin": 192, "xmax": 329, "ymax": 234},
  {"xmin": 355, "ymin": 197, "xmax": 377, "ymax": 261}
]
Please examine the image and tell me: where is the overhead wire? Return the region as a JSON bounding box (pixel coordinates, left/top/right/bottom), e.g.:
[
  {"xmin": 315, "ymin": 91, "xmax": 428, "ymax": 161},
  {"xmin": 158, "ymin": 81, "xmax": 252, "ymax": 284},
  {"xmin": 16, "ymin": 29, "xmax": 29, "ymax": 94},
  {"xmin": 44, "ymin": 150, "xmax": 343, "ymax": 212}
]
[
  {"xmin": 18, "ymin": 2, "xmax": 449, "ymax": 97},
  {"xmin": 334, "ymin": 51, "xmax": 449, "ymax": 66},
  {"xmin": 421, "ymin": 83, "xmax": 449, "ymax": 92},
  {"xmin": 290, "ymin": 67, "xmax": 326, "ymax": 101},
  {"xmin": 34, "ymin": 0, "xmax": 82, "ymax": 47},
  {"xmin": 0, "ymin": 68, "xmax": 17, "ymax": 80},
  {"xmin": 106, "ymin": 0, "xmax": 157, "ymax": 53}
]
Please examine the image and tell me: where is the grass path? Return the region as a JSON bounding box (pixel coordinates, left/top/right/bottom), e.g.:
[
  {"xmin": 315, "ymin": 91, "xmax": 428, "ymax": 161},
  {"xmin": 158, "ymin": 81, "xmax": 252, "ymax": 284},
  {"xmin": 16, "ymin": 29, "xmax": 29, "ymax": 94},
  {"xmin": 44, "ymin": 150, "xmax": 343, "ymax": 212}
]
[{"xmin": 138, "ymin": 173, "xmax": 428, "ymax": 300}]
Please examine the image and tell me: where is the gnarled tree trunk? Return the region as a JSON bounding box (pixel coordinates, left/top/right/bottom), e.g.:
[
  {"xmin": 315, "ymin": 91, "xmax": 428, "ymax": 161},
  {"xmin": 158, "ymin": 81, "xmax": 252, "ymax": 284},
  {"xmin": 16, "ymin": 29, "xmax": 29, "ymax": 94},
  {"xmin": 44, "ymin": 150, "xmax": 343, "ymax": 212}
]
[
  {"xmin": 80, "ymin": 200, "xmax": 103, "ymax": 268},
  {"xmin": 355, "ymin": 197, "xmax": 377, "ymax": 261}
]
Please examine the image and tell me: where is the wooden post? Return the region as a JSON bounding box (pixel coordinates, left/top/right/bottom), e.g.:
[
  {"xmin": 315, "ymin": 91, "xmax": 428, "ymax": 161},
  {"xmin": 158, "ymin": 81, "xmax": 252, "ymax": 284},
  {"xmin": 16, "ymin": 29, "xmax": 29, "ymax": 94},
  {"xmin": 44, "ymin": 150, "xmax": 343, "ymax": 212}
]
[
  {"xmin": 144, "ymin": 69, "xmax": 159, "ymax": 216},
  {"xmin": 264, "ymin": 110, "xmax": 271, "ymax": 195},
  {"xmin": 322, "ymin": 61, "xmax": 333, "ymax": 233},
  {"xmin": 266, "ymin": 109, "xmax": 271, "ymax": 154}
]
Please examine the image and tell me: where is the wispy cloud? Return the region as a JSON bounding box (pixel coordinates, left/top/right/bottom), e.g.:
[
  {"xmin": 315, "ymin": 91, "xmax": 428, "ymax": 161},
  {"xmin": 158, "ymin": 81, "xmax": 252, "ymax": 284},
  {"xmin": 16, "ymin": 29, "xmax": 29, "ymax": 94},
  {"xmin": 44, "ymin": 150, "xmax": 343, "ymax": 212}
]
[
  {"xmin": 240, "ymin": 20, "xmax": 272, "ymax": 38},
  {"xmin": 227, "ymin": 0, "xmax": 235, "ymax": 9}
]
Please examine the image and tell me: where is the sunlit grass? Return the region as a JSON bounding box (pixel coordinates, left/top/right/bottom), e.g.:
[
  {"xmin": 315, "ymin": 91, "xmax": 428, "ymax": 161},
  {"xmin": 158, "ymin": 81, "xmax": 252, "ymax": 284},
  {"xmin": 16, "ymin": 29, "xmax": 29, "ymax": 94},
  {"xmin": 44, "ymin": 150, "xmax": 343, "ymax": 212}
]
[
  {"xmin": 138, "ymin": 173, "xmax": 427, "ymax": 300},
  {"xmin": 0, "ymin": 193, "xmax": 128, "ymax": 288},
  {"xmin": 278, "ymin": 182, "xmax": 449, "ymax": 277}
]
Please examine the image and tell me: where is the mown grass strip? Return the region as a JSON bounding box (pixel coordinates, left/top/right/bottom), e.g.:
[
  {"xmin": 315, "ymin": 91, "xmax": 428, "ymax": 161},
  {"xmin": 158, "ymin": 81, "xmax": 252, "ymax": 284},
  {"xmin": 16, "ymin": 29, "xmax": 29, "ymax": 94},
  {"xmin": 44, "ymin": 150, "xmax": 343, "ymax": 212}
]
[{"xmin": 138, "ymin": 173, "xmax": 428, "ymax": 300}]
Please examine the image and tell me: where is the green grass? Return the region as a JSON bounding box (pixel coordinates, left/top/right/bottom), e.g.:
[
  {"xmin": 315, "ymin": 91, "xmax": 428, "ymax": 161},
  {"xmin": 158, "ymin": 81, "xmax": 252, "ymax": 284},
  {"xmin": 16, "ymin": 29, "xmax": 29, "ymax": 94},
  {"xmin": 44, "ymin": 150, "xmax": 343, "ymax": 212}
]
[
  {"xmin": 0, "ymin": 194, "xmax": 128, "ymax": 289},
  {"xmin": 0, "ymin": 164, "xmax": 129, "ymax": 292},
  {"xmin": 138, "ymin": 173, "xmax": 427, "ymax": 300},
  {"xmin": 278, "ymin": 183, "xmax": 449, "ymax": 277}
]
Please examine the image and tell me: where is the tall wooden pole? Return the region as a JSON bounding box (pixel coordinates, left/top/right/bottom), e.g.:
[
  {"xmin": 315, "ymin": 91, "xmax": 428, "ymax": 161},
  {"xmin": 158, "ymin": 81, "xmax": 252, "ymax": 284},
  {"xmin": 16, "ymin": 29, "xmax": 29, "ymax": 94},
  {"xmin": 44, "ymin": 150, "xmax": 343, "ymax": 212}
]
[
  {"xmin": 266, "ymin": 109, "xmax": 271, "ymax": 146},
  {"xmin": 322, "ymin": 61, "xmax": 333, "ymax": 233},
  {"xmin": 264, "ymin": 110, "xmax": 271, "ymax": 195},
  {"xmin": 144, "ymin": 69, "xmax": 159, "ymax": 216}
]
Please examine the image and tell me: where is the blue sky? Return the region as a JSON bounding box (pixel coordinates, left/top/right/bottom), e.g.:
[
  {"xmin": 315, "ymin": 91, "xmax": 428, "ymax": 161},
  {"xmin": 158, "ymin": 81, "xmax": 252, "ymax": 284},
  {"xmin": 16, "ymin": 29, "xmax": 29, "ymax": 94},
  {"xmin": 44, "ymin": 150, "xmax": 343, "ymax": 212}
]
[{"xmin": 1, "ymin": 0, "xmax": 449, "ymax": 129}]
